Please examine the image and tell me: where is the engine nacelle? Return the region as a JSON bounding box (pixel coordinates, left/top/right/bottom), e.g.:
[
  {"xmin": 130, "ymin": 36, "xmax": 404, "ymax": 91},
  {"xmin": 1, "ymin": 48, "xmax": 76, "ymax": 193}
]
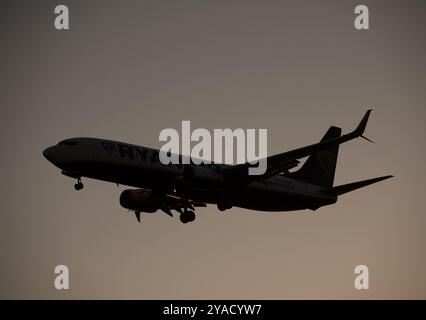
[
  {"xmin": 183, "ymin": 166, "xmax": 225, "ymax": 190},
  {"xmin": 119, "ymin": 189, "xmax": 163, "ymax": 213}
]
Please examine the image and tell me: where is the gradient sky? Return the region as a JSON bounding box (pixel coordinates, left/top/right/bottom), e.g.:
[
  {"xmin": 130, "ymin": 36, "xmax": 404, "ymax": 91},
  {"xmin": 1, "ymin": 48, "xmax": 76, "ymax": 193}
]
[{"xmin": 1, "ymin": 0, "xmax": 425, "ymax": 299}]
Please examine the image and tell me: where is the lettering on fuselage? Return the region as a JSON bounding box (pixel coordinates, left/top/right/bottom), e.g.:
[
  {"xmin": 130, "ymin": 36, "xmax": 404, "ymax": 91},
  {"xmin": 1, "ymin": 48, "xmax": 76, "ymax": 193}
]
[
  {"xmin": 268, "ymin": 177, "xmax": 295, "ymax": 191},
  {"xmin": 101, "ymin": 141, "xmax": 167, "ymax": 165},
  {"xmin": 102, "ymin": 142, "xmax": 118, "ymax": 155}
]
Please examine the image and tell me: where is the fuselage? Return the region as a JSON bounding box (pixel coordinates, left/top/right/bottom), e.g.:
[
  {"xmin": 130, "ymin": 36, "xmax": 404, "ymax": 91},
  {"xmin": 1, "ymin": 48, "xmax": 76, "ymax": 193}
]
[{"xmin": 43, "ymin": 137, "xmax": 337, "ymax": 212}]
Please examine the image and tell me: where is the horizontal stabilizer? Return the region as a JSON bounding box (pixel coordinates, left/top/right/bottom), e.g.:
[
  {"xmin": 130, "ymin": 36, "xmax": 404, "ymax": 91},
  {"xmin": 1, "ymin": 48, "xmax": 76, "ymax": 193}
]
[{"xmin": 325, "ymin": 175, "xmax": 393, "ymax": 196}]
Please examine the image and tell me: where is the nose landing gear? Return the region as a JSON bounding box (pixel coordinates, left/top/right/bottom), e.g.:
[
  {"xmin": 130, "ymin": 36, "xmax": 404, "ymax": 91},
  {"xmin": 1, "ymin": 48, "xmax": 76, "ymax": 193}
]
[{"xmin": 74, "ymin": 178, "xmax": 84, "ymax": 191}]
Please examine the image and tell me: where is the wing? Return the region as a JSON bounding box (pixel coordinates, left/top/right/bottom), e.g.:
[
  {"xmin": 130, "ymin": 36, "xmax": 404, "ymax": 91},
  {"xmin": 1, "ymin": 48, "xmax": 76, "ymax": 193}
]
[{"xmin": 223, "ymin": 110, "xmax": 372, "ymax": 185}]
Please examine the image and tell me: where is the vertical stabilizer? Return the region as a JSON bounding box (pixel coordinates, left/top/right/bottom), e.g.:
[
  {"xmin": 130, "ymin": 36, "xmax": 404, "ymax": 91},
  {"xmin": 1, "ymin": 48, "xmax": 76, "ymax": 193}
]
[{"xmin": 291, "ymin": 126, "xmax": 341, "ymax": 187}]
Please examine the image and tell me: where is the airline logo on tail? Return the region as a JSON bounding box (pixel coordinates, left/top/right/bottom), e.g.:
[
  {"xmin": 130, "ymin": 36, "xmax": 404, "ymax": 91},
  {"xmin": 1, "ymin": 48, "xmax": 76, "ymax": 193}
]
[{"xmin": 317, "ymin": 150, "xmax": 337, "ymax": 177}]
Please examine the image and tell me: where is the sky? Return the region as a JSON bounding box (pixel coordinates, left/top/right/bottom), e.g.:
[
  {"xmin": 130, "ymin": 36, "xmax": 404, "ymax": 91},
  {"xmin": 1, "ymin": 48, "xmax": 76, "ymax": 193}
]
[{"xmin": 0, "ymin": 0, "xmax": 425, "ymax": 299}]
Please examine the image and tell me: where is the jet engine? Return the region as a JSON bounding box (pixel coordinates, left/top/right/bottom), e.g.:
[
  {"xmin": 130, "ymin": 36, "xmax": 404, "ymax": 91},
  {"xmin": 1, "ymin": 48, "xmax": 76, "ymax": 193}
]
[
  {"xmin": 119, "ymin": 189, "xmax": 163, "ymax": 213},
  {"xmin": 183, "ymin": 166, "xmax": 225, "ymax": 189}
]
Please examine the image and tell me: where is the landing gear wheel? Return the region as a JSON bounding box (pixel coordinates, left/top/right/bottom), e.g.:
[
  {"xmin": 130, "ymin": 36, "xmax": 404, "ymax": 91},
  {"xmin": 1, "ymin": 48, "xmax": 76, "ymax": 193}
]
[
  {"xmin": 187, "ymin": 211, "xmax": 196, "ymax": 222},
  {"xmin": 180, "ymin": 210, "xmax": 196, "ymax": 224},
  {"xmin": 74, "ymin": 182, "xmax": 83, "ymax": 190},
  {"xmin": 74, "ymin": 178, "xmax": 83, "ymax": 191},
  {"xmin": 180, "ymin": 213, "xmax": 190, "ymax": 224}
]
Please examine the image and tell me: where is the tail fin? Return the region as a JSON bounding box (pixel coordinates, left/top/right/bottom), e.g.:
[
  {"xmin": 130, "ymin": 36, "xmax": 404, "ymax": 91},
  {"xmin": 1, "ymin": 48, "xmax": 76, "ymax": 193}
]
[
  {"xmin": 325, "ymin": 175, "xmax": 393, "ymax": 196},
  {"xmin": 291, "ymin": 126, "xmax": 342, "ymax": 187}
]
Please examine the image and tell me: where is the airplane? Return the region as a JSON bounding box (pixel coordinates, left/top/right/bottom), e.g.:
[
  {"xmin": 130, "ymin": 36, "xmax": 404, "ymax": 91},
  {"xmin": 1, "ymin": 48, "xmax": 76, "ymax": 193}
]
[{"xmin": 43, "ymin": 110, "xmax": 392, "ymax": 224}]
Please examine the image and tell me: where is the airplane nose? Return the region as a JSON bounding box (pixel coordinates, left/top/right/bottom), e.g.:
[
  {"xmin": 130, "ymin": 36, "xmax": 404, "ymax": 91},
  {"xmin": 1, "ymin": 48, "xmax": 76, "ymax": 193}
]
[{"xmin": 43, "ymin": 146, "xmax": 56, "ymax": 162}]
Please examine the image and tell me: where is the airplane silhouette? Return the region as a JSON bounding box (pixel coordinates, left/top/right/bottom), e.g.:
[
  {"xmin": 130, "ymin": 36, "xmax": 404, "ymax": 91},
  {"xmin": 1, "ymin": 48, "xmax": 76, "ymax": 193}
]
[{"xmin": 43, "ymin": 110, "xmax": 392, "ymax": 224}]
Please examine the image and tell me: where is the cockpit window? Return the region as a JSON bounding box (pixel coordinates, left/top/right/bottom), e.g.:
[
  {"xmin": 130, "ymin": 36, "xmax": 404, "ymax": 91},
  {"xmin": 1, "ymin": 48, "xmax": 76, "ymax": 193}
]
[{"xmin": 58, "ymin": 140, "xmax": 78, "ymax": 146}]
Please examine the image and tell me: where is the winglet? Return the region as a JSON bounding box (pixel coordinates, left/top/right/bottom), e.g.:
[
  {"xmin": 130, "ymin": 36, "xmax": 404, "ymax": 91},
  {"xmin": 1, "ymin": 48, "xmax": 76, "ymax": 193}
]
[{"xmin": 354, "ymin": 109, "xmax": 372, "ymax": 136}]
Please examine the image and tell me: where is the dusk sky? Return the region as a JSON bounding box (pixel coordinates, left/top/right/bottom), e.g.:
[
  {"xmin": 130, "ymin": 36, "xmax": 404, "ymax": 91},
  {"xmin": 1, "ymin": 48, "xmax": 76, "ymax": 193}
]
[{"xmin": 1, "ymin": 0, "xmax": 425, "ymax": 298}]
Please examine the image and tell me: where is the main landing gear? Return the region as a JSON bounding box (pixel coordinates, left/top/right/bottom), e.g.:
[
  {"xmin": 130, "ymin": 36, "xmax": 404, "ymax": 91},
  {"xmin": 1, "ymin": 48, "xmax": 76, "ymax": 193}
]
[
  {"xmin": 217, "ymin": 202, "xmax": 232, "ymax": 212},
  {"xmin": 179, "ymin": 209, "xmax": 196, "ymax": 224},
  {"xmin": 74, "ymin": 178, "xmax": 84, "ymax": 191}
]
